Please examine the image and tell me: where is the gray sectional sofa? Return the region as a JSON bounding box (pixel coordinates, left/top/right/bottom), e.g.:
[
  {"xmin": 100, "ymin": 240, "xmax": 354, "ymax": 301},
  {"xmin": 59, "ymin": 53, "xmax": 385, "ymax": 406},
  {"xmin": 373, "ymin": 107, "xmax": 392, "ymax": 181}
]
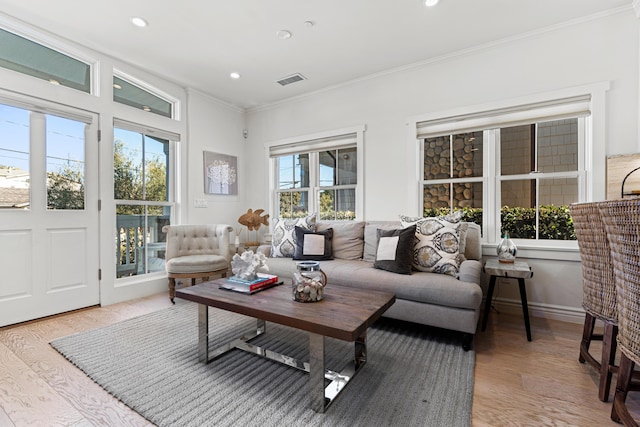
[{"xmin": 257, "ymin": 220, "xmax": 483, "ymax": 350}]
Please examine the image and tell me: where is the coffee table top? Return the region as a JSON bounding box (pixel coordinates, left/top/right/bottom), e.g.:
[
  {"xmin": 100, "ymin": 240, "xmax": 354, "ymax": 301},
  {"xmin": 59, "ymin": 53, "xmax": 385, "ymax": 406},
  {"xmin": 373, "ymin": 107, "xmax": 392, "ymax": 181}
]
[{"xmin": 176, "ymin": 281, "xmax": 395, "ymax": 342}]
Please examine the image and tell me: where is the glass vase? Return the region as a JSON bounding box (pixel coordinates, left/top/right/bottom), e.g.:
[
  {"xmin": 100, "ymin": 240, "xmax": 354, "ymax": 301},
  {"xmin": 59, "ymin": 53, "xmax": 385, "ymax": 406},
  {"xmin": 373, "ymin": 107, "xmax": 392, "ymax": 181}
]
[{"xmin": 497, "ymin": 231, "xmax": 517, "ymax": 263}]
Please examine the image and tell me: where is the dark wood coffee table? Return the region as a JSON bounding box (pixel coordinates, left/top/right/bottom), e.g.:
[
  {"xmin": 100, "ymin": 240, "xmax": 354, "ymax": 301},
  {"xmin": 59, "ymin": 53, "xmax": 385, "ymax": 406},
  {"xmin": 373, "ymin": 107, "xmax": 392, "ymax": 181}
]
[{"xmin": 175, "ymin": 280, "xmax": 395, "ymax": 413}]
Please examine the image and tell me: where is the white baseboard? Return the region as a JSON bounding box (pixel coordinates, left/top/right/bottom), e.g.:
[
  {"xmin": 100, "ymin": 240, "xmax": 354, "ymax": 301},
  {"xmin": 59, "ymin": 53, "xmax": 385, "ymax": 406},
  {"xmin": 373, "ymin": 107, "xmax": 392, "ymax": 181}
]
[{"xmin": 490, "ymin": 297, "xmax": 585, "ymax": 324}]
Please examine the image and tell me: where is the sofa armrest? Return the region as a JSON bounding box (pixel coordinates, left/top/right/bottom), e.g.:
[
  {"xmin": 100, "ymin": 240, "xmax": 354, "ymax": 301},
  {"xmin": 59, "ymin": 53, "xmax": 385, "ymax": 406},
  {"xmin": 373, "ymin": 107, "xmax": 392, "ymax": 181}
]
[
  {"xmin": 458, "ymin": 259, "xmax": 482, "ymax": 285},
  {"xmin": 256, "ymin": 244, "xmax": 271, "ymax": 257}
]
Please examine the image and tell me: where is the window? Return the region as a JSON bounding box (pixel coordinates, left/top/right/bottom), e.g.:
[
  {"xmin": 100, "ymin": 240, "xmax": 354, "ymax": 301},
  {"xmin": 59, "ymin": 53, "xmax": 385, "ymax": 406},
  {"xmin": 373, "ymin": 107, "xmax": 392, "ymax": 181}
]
[
  {"xmin": 0, "ymin": 103, "xmax": 29, "ymax": 208},
  {"xmin": 417, "ymin": 95, "xmax": 592, "ymax": 244},
  {"xmin": 113, "ymin": 74, "xmax": 174, "ymax": 118},
  {"xmin": 0, "ymin": 102, "xmax": 89, "ymax": 210},
  {"xmin": 269, "ymin": 127, "xmax": 364, "ymax": 221},
  {"xmin": 422, "ymin": 131, "xmax": 484, "ymax": 229},
  {"xmin": 114, "ymin": 125, "xmax": 175, "ymax": 278},
  {"xmin": 46, "ymin": 115, "xmax": 86, "ymax": 210},
  {"xmin": 0, "ymin": 28, "xmax": 91, "ymax": 93},
  {"xmin": 499, "ymin": 120, "xmax": 580, "ymax": 240}
]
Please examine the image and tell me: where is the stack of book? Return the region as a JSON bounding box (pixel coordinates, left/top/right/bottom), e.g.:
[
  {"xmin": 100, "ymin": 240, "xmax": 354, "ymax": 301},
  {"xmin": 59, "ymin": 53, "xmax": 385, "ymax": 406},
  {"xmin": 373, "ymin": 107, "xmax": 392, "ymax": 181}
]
[{"xmin": 218, "ymin": 273, "xmax": 281, "ymax": 294}]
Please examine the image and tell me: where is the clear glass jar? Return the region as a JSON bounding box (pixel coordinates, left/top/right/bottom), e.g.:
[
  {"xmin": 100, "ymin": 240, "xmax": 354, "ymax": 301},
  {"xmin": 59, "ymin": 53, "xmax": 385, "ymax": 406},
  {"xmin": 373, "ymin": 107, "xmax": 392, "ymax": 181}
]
[
  {"xmin": 292, "ymin": 261, "xmax": 327, "ymax": 302},
  {"xmin": 497, "ymin": 231, "xmax": 517, "ymax": 263}
]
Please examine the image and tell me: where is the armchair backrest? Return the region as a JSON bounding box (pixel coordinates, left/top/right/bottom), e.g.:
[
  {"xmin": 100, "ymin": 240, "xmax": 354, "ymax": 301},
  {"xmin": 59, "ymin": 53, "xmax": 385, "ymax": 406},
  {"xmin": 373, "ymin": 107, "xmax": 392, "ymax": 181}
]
[{"xmin": 164, "ymin": 224, "xmax": 233, "ymax": 262}]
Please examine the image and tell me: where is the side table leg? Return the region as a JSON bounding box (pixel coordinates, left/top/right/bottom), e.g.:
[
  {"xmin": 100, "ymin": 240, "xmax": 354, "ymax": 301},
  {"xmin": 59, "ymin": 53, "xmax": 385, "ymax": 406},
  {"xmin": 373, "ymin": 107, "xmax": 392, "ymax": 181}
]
[
  {"xmin": 309, "ymin": 333, "xmax": 326, "ymax": 413},
  {"xmin": 518, "ymin": 278, "xmax": 532, "ymax": 341},
  {"xmin": 481, "ymin": 275, "xmax": 497, "ymax": 331}
]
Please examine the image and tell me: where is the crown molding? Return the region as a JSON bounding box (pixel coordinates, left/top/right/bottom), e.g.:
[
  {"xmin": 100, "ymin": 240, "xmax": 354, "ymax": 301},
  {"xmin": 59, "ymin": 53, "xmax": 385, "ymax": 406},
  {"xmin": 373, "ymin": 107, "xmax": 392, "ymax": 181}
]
[
  {"xmin": 186, "ymin": 87, "xmax": 245, "ymax": 113},
  {"xmin": 247, "ymin": 5, "xmax": 632, "ymax": 114}
]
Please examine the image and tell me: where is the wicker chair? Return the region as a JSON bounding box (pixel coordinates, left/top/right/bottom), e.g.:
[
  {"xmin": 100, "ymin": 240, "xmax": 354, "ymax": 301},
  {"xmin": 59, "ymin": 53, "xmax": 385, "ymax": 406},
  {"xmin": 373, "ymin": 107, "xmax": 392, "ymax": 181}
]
[
  {"xmin": 570, "ymin": 202, "xmax": 618, "ymax": 402},
  {"xmin": 599, "ymin": 199, "xmax": 640, "ymax": 426}
]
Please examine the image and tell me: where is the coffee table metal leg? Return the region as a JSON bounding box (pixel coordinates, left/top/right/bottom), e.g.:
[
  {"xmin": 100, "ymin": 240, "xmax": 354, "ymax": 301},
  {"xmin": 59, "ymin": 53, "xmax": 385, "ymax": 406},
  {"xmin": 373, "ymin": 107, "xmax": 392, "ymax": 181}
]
[
  {"xmin": 309, "ymin": 333, "xmax": 326, "ymax": 413},
  {"xmin": 198, "ymin": 304, "xmax": 209, "ymax": 363},
  {"xmin": 199, "ymin": 306, "xmax": 266, "ymax": 364},
  {"xmin": 355, "ymin": 332, "xmax": 366, "ymax": 369}
]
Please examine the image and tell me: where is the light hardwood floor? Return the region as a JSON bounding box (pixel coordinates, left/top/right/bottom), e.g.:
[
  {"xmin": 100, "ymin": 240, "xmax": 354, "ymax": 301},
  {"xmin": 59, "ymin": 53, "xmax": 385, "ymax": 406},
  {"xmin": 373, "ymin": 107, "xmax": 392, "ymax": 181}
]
[{"xmin": 0, "ymin": 293, "xmax": 638, "ymax": 426}]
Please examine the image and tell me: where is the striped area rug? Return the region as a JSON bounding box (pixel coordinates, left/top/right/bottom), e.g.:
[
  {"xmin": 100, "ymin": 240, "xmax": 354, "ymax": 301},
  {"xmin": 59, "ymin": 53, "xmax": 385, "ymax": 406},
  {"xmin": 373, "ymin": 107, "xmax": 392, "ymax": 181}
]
[{"xmin": 51, "ymin": 300, "xmax": 474, "ymax": 427}]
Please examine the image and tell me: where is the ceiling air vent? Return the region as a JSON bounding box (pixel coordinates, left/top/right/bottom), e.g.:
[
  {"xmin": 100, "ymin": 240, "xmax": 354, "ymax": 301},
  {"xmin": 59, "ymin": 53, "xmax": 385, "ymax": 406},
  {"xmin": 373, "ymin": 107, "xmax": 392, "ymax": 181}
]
[{"xmin": 277, "ymin": 73, "xmax": 306, "ymax": 86}]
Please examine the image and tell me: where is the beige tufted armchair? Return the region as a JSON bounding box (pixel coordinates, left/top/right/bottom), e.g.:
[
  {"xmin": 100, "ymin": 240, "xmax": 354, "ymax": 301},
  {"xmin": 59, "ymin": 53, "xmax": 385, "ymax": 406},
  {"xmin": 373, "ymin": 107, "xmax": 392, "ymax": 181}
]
[{"xmin": 164, "ymin": 224, "xmax": 233, "ymax": 303}]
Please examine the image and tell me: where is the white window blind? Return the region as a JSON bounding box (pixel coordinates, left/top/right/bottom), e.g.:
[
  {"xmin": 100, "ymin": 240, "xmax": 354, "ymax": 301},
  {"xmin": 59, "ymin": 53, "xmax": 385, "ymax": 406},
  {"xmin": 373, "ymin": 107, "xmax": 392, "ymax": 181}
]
[
  {"xmin": 269, "ymin": 133, "xmax": 357, "ymax": 157},
  {"xmin": 416, "ymin": 95, "xmax": 591, "ymax": 139},
  {"xmin": 113, "ymin": 119, "xmax": 180, "ymax": 142}
]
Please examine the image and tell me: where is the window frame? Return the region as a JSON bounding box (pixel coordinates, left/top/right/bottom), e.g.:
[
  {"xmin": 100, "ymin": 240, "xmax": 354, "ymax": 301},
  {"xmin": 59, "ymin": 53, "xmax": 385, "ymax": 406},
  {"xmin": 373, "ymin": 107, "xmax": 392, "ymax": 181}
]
[
  {"xmin": 266, "ymin": 125, "xmax": 365, "ymax": 221},
  {"xmin": 408, "ymin": 83, "xmax": 609, "ymax": 258},
  {"xmin": 113, "ymin": 122, "xmax": 177, "ymax": 279}
]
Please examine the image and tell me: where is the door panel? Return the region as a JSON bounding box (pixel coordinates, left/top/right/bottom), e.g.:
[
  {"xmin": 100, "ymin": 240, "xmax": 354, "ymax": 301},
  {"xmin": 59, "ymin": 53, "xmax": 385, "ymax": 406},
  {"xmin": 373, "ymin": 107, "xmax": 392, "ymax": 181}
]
[{"xmin": 0, "ymin": 103, "xmax": 99, "ymax": 327}]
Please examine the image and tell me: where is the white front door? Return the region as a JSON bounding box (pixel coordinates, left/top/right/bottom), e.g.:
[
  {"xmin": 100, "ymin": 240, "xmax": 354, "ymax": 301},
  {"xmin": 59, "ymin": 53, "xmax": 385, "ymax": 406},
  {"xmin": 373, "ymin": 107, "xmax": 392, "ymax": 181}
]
[{"xmin": 0, "ymin": 102, "xmax": 99, "ymax": 327}]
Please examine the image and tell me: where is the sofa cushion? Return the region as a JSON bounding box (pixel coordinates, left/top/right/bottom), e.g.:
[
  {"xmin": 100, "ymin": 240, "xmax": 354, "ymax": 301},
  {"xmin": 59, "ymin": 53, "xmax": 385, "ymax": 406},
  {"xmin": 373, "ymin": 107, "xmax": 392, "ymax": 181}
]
[
  {"xmin": 463, "ymin": 222, "xmax": 482, "ymax": 261},
  {"xmin": 316, "ymin": 221, "xmax": 365, "ymax": 260},
  {"xmin": 373, "ymin": 226, "xmax": 415, "ymax": 274},
  {"xmin": 166, "ymin": 254, "xmax": 228, "ymax": 274},
  {"xmin": 293, "ymin": 226, "xmax": 333, "ymax": 260},
  {"xmin": 270, "ymin": 215, "xmax": 316, "ymax": 258},
  {"xmin": 262, "ymin": 257, "xmax": 482, "ymax": 310},
  {"xmin": 363, "ymin": 221, "xmax": 402, "ymax": 262}
]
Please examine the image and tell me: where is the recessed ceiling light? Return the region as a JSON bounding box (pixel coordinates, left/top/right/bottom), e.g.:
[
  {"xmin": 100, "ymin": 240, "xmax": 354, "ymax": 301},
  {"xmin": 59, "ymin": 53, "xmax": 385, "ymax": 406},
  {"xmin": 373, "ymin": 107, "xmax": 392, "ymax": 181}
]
[
  {"xmin": 131, "ymin": 17, "xmax": 148, "ymax": 27},
  {"xmin": 425, "ymin": 0, "xmax": 439, "ymax": 6},
  {"xmin": 48, "ymin": 79, "xmax": 60, "ymax": 85},
  {"xmin": 276, "ymin": 30, "xmax": 292, "ymax": 40},
  {"xmin": 113, "ymin": 83, "xmax": 122, "ymax": 90},
  {"xmin": 303, "ymin": 21, "xmax": 314, "ymax": 28},
  {"xmin": 230, "ymin": 72, "xmax": 241, "ymax": 79},
  {"xmin": 142, "ymin": 106, "xmax": 151, "ymax": 112}
]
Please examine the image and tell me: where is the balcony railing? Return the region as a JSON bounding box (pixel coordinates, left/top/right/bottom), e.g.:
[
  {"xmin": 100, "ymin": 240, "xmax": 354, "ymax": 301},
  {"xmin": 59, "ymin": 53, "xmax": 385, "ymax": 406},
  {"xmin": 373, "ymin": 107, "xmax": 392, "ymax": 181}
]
[{"xmin": 116, "ymin": 214, "xmax": 169, "ymax": 278}]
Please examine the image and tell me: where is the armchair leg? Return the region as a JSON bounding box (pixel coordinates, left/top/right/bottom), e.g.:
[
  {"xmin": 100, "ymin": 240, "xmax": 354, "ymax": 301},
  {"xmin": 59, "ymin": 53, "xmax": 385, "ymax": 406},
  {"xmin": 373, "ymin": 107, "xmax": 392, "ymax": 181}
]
[{"xmin": 169, "ymin": 278, "xmax": 176, "ymax": 304}]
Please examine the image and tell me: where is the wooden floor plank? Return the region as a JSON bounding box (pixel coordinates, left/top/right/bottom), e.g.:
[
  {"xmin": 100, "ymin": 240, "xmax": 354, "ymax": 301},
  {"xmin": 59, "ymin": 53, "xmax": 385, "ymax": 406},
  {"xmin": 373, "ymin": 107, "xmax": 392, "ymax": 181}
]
[
  {"xmin": 1, "ymin": 293, "xmax": 639, "ymax": 426},
  {"xmin": 0, "ymin": 405, "xmax": 16, "ymax": 427},
  {"xmin": 0, "ymin": 341, "xmax": 85, "ymax": 426}
]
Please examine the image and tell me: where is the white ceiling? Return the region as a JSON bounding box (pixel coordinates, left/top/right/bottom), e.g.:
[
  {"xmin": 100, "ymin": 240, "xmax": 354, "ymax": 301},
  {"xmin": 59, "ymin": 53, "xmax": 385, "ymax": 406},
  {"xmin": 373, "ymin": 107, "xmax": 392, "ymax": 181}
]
[{"xmin": 0, "ymin": 0, "xmax": 631, "ymax": 109}]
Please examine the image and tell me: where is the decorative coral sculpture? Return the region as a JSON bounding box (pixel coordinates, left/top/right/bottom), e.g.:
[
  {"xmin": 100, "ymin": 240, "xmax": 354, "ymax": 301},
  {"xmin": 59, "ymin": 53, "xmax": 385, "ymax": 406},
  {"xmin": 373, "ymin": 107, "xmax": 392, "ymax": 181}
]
[{"xmin": 231, "ymin": 250, "xmax": 268, "ymax": 281}]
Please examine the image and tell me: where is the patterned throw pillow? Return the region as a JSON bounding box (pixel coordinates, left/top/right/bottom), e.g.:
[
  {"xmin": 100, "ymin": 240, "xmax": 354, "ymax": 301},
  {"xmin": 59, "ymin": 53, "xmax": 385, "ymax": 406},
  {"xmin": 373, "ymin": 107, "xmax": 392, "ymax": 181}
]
[
  {"xmin": 270, "ymin": 215, "xmax": 317, "ymax": 258},
  {"xmin": 404, "ymin": 216, "xmax": 463, "ymax": 277},
  {"xmin": 400, "ymin": 211, "xmax": 469, "ymax": 260}
]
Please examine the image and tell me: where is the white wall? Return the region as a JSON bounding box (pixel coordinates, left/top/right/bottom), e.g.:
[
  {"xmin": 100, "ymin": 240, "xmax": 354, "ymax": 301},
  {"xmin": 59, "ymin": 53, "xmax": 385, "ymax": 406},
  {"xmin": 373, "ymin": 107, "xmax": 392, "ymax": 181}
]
[
  {"xmin": 242, "ymin": 10, "xmax": 639, "ymax": 321},
  {"xmin": 184, "ymin": 89, "xmax": 246, "ymax": 237}
]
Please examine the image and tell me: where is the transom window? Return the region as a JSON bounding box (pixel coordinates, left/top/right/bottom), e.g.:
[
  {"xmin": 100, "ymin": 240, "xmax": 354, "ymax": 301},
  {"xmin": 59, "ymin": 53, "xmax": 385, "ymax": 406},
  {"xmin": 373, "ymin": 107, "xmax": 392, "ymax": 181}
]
[
  {"xmin": 0, "ymin": 28, "xmax": 91, "ymax": 93},
  {"xmin": 113, "ymin": 74, "xmax": 174, "ymax": 118}
]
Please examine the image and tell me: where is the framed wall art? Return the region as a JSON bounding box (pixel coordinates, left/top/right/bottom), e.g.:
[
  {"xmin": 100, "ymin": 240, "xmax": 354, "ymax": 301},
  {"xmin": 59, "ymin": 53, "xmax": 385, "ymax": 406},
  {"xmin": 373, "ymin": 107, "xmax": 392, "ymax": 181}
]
[{"xmin": 204, "ymin": 151, "xmax": 238, "ymax": 195}]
